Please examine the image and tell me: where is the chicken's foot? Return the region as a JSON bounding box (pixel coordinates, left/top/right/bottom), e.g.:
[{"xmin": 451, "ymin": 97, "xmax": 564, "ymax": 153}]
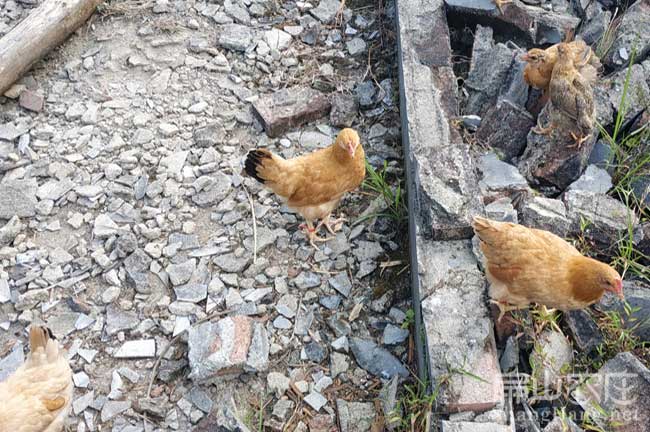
[
  {"xmin": 300, "ymin": 222, "xmax": 333, "ymax": 250},
  {"xmin": 569, "ymin": 132, "xmax": 590, "ymax": 149},
  {"xmin": 335, "ymin": 0, "xmax": 346, "ymax": 26},
  {"xmin": 490, "ymin": 299, "xmax": 528, "ymax": 322},
  {"xmin": 316, "ymin": 214, "xmax": 347, "ymax": 236},
  {"xmin": 492, "ymin": 0, "xmax": 512, "ymax": 14},
  {"xmin": 532, "ymin": 121, "xmax": 555, "ymax": 135}
]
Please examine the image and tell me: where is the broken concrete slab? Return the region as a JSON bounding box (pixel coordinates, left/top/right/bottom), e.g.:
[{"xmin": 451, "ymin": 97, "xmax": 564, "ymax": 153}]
[
  {"xmin": 0, "ymin": 178, "xmax": 38, "ymax": 219},
  {"xmin": 441, "ymin": 420, "xmax": 513, "ymax": 432},
  {"xmin": 445, "ymin": 0, "xmax": 580, "ymax": 44},
  {"xmin": 188, "ymin": 315, "xmax": 268, "ymax": 381},
  {"xmin": 573, "ymin": 352, "xmax": 650, "ymax": 432},
  {"xmin": 397, "ymin": 0, "xmax": 482, "ymax": 240},
  {"xmin": 252, "ymin": 86, "xmax": 331, "ymax": 138},
  {"xmin": 419, "ymin": 240, "xmax": 503, "ymax": 413}
]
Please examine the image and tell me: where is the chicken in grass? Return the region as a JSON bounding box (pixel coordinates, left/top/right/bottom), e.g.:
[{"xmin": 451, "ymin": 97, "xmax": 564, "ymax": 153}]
[
  {"xmin": 0, "ymin": 326, "xmax": 73, "ymax": 432},
  {"xmin": 472, "ymin": 216, "xmax": 624, "ymax": 322},
  {"xmin": 244, "ymin": 128, "xmax": 365, "ymax": 249},
  {"xmin": 522, "ymin": 39, "xmax": 600, "ymax": 91}
]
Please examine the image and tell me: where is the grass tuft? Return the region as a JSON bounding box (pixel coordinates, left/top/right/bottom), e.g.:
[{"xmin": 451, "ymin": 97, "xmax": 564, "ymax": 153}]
[{"xmin": 359, "ymin": 160, "xmax": 408, "ymax": 224}]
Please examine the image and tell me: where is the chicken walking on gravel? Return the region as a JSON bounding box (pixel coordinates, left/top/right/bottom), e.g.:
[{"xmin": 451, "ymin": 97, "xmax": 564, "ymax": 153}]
[
  {"xmin": 0, "ymin": 326, "xmax": 73, "ymax": 432},
  {"xmin": 244, "ymin": 128, "xmax": 366, "ymax": 249}
]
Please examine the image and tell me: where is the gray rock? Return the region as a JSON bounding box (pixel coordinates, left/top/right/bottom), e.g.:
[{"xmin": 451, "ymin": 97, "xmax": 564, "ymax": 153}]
[
  {"xmin": 602, "ymin": 0, "xmax": 650, "ymax": 68},
  {"xmin": 598, "ymin": 282, "xmax": 650, "ymax": 342},
  {"xmin": 337, "ymin": 400, "xmax": 377, "ymax": 432},
  {"xmin": 293, "ymin": 271, "xmax": 321, "ymax": 289},
  {"xmin": 518, "ymin": 103, "xmax": 596, "ymax": 193},
  {"xmin": 106, "ymin": 305, "xmax": 139, "ymax": 335},
  {"xmin": 166, "ymin": 259, "xmax": 196, "ymax": 286},
  {"xmin": 214, "ymin": 253, "xmax": 250, "ymax": 273},
  {"xmin": 464, "ymin": 26, "xmax": 520, "ymax": 117},
  {"xmin": 272, "ymin": 399, "xmax": 294, "ymax": 421},
  {"xmin": 355, "ymin": 81, "xmax": 376, "ymax": 107},
  {"xmin": 543, "ymin": 416, "xmax": 583, "ymax": 432},
  {"xmin": 101, "ymin": 400, "xmax": 131, "ymax": 422},
  {"xmin": 330, "ymin": 93, "xmax": 358, "ymax": 127},
  {"xmin": 520, "ymin": 196, "xmax": 570, "ymax": 237},
  {"xmin": 218, "ymin": 24, "xmax": 253, "ymax": 51},
  {"xmin": 567, "ymin": 164, "xmax": 612, "ymax": 194},
  {"xmin": 0, "ymin": 342, "xmax": 24, "ymax": 381},
  {"xmin": 330, "ymin": 352, "xmax": 350, "ymax": 377},
  {"xmin": 114, "ymin": 339, "xmax": 156, "ymax": 358},
  {"xmin": 329, "ymin": 272, "xmax": 352, "ymax": 297},
  {"xmin": 530, "ymin": 330, "xmax": 573, "ymax": 385},
  {"xmin": 440, "ymin": 420, "xmax": 513, "ymax": 432},
  {"xmin": 0, "ymin": 179, "xmax": 38, "ymax": 219},
  {"xmin": 294, "ymin": 306, "xmax": 314, "ymax": 335},
  {"xmin": 574, "ymin": 352, "xmax": 650, "ymax": 431},
  {"xmin": 93, "ymin": 214, "xmax": 119, "ymax": 238},
  {"xmin": 224, "ymin": 0, "xmax": 250, "ymax": 25},
  {"xmin": 192, "ymin": 173, "xmax": 232, "ymax": 207},
  {"xmin": 565, "ymin": 309, "xmax": 604, "ymax": 354},
  {"xmin": 602, "ymin": 64, "xmax": 650, "ymax": 125},
  {"xmin": 273, "ymin": 315, "xmax": 292, "ymax": 329},
  {"xmin": 382, "ymin": 324, "xmax": 409, "ymax": 345},
  {"xmin": 188, "ymin": 316, "xmax": 268, "ymax": 381},
  {"xmin": 174, "ymin": 283, "xmax": 208, "ymax": 303},
  {"xmin": 499, "ymin": 336, "xmax": 519, "ymax": 372},
  {"xmin": 476, "ymin": 99, "xmax": 534, "ymax": 162},
  {"xmin": 310, "ymin": 0, "xmax": 341, "ymax": 23},
  {"xmin": 304, "ymin": 341, "xmax": 327, "ymax": 363},
  {"xmin": 124, "ymin": 248, "xmax": 158, "ymax": 294},
  {"xmin": 564, "ymin": 190, "xmax": 639, "ymax": 250},
  {"xmin": 346, "ymin": 37, "xmax": 366, "ymax": 56},
  {"xmin": 484, "ymin": 198, "xmax": 517, "ymax": 223},
  {"xmin": 349, "ymin": 337, "xmax": 408, "ymax": 379},
  {"xmin": 303, "ymin": 391, "xmax": 328, "ymax": 411},
  {"xmin": 320, "ymin": 295, "xmax": 341, "ymax": 310},
  {"xmin": 478, "ymin": 152, "xmax": 529, "ymax": 198},
  {"xmin": 267, "ymin": 372, "xmax": 290, "ymax": 397},
  {"xmin": 0, "ymin": 216, "xmax": 23, "ymax": 246},
  {"xmin": 352, "ymin": 241, "xmax": 383, "ymax": 261}
]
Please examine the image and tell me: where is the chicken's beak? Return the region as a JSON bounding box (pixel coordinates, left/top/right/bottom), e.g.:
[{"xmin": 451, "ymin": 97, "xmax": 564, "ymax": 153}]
[
  {"xmin": 347, "ymin": 142, "xmax": 356, "ymax": 157},
  {"xmin": 616, "ymin": 279, "xmax": 625, "ymax": 301},
  {"xmin": 521, "ymin": 53, "xmax": 531, "ymax": 62}
]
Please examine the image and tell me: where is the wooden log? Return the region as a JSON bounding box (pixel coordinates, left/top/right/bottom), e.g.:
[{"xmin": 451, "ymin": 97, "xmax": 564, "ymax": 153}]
[{"xmin": 0, "ymin": 0, "xmax": 103, "ymax": 95}]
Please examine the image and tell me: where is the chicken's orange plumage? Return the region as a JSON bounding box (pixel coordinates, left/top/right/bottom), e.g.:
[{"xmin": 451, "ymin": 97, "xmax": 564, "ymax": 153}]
[
  {"xmin": 0, "ymin": 326, "xmax": 73, "ymax": 432},
  {"xmin": 472, "ymin": 217, "xmax": 623, "ymax": 318},
  {"xmin": 244, "ymin": 128, "xmax": 365, "ymax": 248}
]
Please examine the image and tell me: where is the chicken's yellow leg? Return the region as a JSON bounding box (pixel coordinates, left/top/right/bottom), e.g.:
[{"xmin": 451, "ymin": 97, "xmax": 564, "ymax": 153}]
[
  {"xmin": 569, "ymin": 132, "xmax": 590, "ymax": 149},
  {"xmin": 316, "ymin": 214, "xmax": 347, "ymax": 236},
  {"xmin": 300, "ymin": 221, "xmax": 333, "ymax": 250},
  {"xmin": 490, "ymin": 299, "xmax": 528, "ymax": 322}
]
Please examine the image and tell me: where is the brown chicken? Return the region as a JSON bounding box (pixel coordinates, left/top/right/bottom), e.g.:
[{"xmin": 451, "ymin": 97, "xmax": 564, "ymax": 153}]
[
  {"xmin": 533, "ymin": 43, "xmax": 596, "ymax": 147},
  {"xmin": 522, "ymin": 39, "xmax": 600, "ymax": 91},
  {"xmin": 0, "ymin": 326, "xmax": 73, "ymax": 432},
  {"xmin": 472, "ymin": 217, "xmax": 624, "ymax": 321},
  {"xmin": 244, "ymin": 128, "xmax": 365, "ymax": 249}
]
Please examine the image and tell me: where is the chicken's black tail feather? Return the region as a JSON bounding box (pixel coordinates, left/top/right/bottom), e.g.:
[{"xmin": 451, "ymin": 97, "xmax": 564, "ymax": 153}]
[{"xmin": 244, "ymin": 149, "xmax": 272, "ymax": 184}]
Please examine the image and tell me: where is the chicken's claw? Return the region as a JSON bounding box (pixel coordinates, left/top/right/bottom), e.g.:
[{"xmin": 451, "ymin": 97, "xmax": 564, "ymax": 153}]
[
  {"xmin": 492, "ymin": 0, "xmax": 512, "ymax": 14},
  {"xmin": 532, "ymin": 121, "xmax": 555, "ymax": 135},
  {"xmin": 569, "ymin": 132, "xmax": 590, "ymax": 148},
  {"xmin": 317, "ymin": 214, "xmax": 347, "ymax": 236},
  {"xmin": 300, "ymin": 223, "xmax": 333, "ymax": 250}
]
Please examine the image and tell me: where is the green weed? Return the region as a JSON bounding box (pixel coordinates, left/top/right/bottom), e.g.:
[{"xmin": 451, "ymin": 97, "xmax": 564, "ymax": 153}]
[
  {"xmin": 360, "ymin": 160, "xmax": 408, "ymax": 224},
  {"xmin": 389, "ymin": 377, "xmax": 438, "ymax": 432},
  {"xmin": 401, "ymin": 308, "xmax": 415, "ymax": 330}
]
